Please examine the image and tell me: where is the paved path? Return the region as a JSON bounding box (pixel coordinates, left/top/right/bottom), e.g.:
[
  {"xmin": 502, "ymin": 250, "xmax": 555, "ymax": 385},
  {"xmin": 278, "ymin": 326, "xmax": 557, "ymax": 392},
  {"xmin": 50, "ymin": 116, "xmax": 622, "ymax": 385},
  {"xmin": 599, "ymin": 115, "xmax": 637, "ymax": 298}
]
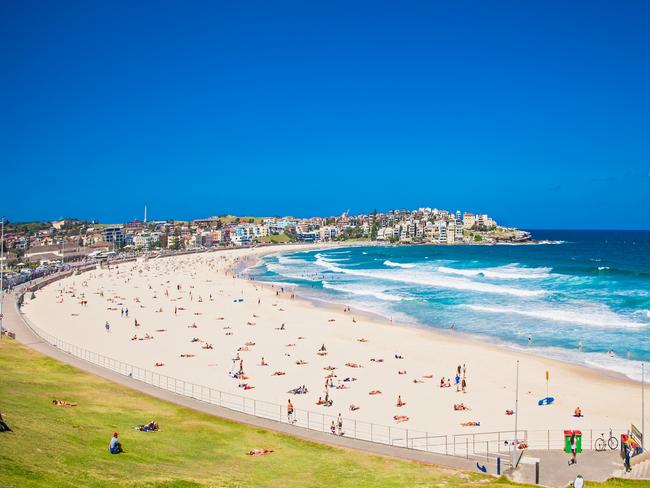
[
  {"xmin": 512, "ymin": 449, "xmax": 624, "ymax": 486},
  {"xmin": 2, "ymin": 289, "xmax": 480, "ymax": 474}
]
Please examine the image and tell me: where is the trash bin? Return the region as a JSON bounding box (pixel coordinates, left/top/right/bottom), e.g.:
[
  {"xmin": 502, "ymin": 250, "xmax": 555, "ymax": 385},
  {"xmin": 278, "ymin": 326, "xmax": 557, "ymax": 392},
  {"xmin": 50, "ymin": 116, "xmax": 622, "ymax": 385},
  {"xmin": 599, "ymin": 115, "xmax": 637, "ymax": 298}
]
[{"xmin": 564, "ymin": 430, "xmax": 582, "ymax": 453}]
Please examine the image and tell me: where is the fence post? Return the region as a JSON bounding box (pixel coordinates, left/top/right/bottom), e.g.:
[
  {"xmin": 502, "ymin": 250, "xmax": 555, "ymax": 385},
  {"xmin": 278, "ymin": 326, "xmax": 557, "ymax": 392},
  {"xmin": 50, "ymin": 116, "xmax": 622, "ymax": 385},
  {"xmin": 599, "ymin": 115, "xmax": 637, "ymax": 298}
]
[
  {"xmin": 406, "ymin": 429, "xmax": 409, "ymax": 448},
  {"xmin": 426, "ymin": 433, "xmax": 429, "ymax": 451},
  {"xmin": 466, "ymin": 438, "xmax": 469, "ymax": 459},
  {"xmin": 354, "ymin": 420, "xmax": 357, "ymax": 439},
  {"xmin": 547, "ymin": 430, "xmax": 550, "ymax": 450},
  {"xmin": 498, "ymin": 432, "xmax": 501, "ymax": 453},
  {"xmin": 486, "ymin": 442, "xmax": 489, "ymax": 462},
  {"xmin": 307, "ymin": 411, "xmax": 309, "ymax": 428},
  {"xmin": 445, "ymin": 435, "xmax": 448, "ymax": 456}
]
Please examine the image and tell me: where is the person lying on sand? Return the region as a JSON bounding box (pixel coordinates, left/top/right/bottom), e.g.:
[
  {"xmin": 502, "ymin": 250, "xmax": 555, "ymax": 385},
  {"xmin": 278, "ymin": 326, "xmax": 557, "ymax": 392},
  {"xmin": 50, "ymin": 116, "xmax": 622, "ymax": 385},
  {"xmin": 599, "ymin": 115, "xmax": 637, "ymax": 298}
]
[
  {"xmin": 394, "ymin": 354, "xmax": 404, "ymax": 359},
  {"xmin": 180, "ymin": 354, "xmax": 195, "ymax": 358},
  {"xmin": 272, "ymin": 371, "xmax": 286, "ymax": 376},
  {"xmin": 398, "ymin": 370, "xmax": 407, "ymax": 375},
  {"xmin": 295, "ymin": 360, "xmax": 307, "ymax": 365},
  {"xmin": 422, "ymin": 374, "xmax": 433, "ymax": 379},
  {"xmin": 245, "ymin": 341, "xmax": 256, "ymax": 346},
  {"xmin": 285, "ymin": 343, "xmax": 296, "ymax": 347},
  {"xmin": 412, "ymin": 378, "xmax": 424, "ymax": 383},
  {"xmin": 396, "ymin": 395, "xmax": 406, "ymax": 407},
  {"xmin": 216, "ymin": 317, "xmax": 225, "ymax": 320},
  {"xmin": 349, "ymin": 404, "xmax": 360, "ymax": 411},
  {"xmin": 393, "ymin": 415, "xmax": 409, "ymax": 423},
  {"xmin": 246, "ymin": 321, "xmax": 255, "ymax": 326},
  {"xmin": 238, "ymin": 383, "xmax": 255, "ymax": 390},
  {"xmin": 346, "ymin": 362, "xmax": 361, "ymax": 368},
  {"xmin": 155, "ymin": 362, "xmax": 164, "ymax": 367},
  {"xmin": 324, "ymin": 366, "xmax": 337, "ymax": 371},
  {"xmin": 343, "ymin": 377, "xmax": 357, "ymax": 382},
  {"xmin": 288, "ymin": 385, "xmax": 308, "ymax": 394},
  {"xmin": 317, "ymin": 351, "xmax": 328, "ymax": 356},
  {"xmin": 52, "ymin": 400, "xmax": 78, "ymax": 407},
  {"xmin": 461, "ymin": 421, "xmax": 481, "ymax": 426},
  {"xmin": 316, "ymin": 397, "xmax": 333, "ymax": 407},
  {"xmin": 370, "ymin": 358, "xmax": 384, "ymax": 363},
  {"xmin": 328, "ymin": 319, "xmax": 336, "ymax": 322},
  {"xmin": 131, "ymin": 335, "xmax": 138, "ymax": 341},
  {"xmin": 187, "ymin": 324, "xmax": 198, "ymax": 329},
  {"xmin": 505, "ymin": 409, "xmax": 515, "ymax": 416},
  {"xmin": 247, "ymin": 448, "xmax": 274, "ymax": 456},
  {"xmin": 454, "ymin": 403, "xmax": 469, "ymax": 411},
  {"xmin": 357, "ymin": 338, "xmax": 368, "ymax": 342},
  {"xmin": 191, "ymin": 338, "xmax": 200, "ymax": 342},
  {"xmin": 202, "ymin": 343, "xmax": 213, "ymax": 349},
  {"xmin": 369, "ymin": 390, "xmax": 382, "ymax": 395}
]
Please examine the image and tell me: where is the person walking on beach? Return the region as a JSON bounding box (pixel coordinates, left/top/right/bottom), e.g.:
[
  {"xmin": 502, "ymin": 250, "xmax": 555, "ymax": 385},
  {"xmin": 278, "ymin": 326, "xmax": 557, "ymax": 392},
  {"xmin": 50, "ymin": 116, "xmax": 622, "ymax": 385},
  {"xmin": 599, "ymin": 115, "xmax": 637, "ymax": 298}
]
[
  {"xmin": 568, "ymin": 433, "xmax": 577, "ymax": 465},
  {"xmin": 287, "ymin": 400, "xmax": 295, "ymax": 424},
  {"xmin": 455, "ymin": 374, "xmax": 461, "ymax": 392},
  {"xmin": 623, "ymin": 440, "xmax": 632, "ymax": 472},
  {"xmin": 337, "ymin": 413, "xmax": 343, "ymax": 435},
  {"xmin": 105, "ymin": 321, "xmax": 110, "ymax": 333},
  {"xmin": 461, "ymin": 377, "xmax": 467, "ymax": 393}
]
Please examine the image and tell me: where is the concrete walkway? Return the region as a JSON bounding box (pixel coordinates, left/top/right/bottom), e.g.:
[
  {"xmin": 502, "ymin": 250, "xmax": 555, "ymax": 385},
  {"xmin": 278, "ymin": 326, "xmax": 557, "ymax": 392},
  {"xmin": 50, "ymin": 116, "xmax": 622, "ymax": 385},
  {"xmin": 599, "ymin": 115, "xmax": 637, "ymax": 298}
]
[
  {"xmin": 2, "ymin": 289, "xmax": 480, "ymax": 474},
  {"xmin": 512, "ymin": 449, "xmax": 624, "ymax": 486}
]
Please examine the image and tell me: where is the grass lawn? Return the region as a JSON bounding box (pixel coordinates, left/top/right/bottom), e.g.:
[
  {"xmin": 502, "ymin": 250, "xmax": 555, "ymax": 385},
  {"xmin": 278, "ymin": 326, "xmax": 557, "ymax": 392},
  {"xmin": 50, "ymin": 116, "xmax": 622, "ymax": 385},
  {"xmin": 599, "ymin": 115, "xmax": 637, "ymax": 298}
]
[
  {"xmin": 0, "ymin": 338, "xmax": 512, "ymax": 487},
  {"xmin": 0, "ymin": 338, "xmax": 644, "ymax": 487}
]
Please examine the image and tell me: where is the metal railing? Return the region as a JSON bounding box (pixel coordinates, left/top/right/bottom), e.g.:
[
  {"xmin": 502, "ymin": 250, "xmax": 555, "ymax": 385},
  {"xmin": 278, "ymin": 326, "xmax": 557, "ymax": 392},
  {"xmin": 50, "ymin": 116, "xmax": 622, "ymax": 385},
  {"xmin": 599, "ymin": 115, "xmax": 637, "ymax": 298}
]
[{"xmin": 14, "ymin": 270, "xmax": 627, "ymax": 468}]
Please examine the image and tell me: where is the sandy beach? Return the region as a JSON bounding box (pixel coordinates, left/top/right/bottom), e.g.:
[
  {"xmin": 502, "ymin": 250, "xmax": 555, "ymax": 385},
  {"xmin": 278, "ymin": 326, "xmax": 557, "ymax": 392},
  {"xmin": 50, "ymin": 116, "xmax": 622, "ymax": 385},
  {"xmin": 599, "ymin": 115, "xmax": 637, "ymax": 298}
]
[{"xmin": 21, "ymin": 244, "xmax": 641, "ymax": 443}]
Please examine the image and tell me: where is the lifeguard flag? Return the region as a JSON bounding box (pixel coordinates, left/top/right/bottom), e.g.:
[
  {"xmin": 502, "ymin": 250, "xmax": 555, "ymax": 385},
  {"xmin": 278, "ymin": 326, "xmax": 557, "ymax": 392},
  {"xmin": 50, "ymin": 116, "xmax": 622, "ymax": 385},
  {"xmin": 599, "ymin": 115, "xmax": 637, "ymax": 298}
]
[{"xmin": 546, "ymin": 371, "xmax": 549, "ymax": 381}]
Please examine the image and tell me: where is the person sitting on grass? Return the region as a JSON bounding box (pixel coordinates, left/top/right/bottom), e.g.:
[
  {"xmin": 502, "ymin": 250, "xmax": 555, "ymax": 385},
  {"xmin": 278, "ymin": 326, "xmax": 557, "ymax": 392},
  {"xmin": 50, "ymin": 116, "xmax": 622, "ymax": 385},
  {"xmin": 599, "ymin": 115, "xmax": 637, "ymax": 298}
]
[
  {"xmin": 0, "ymin": 412, "xmax": 12, "ymax": 432},
  {"xmin": 109, "ymin": 432, "xmax": 124, "ymax": 454}
]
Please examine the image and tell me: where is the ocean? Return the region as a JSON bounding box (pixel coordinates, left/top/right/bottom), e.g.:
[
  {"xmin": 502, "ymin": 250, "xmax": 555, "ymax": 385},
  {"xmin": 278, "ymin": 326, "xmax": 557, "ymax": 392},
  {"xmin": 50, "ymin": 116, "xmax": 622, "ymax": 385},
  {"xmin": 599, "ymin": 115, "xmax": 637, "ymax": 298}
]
[{"xmin": 246, "ymin": 230, "xmax": 650, "ymax": 380}]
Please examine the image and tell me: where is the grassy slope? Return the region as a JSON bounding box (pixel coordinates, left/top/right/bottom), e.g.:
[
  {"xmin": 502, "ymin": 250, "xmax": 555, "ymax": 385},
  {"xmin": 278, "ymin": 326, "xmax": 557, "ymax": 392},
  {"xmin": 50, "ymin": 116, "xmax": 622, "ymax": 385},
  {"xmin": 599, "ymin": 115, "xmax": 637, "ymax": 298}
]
[{"xmin": 0, "ymin": 339, "xmax": 513, "ymax": 488}]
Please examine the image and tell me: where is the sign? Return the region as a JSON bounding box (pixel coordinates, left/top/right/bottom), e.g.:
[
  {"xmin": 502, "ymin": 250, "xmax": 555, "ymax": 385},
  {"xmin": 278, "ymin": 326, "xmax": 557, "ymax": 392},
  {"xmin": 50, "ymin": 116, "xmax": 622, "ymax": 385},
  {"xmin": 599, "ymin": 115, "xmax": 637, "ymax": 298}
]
[{"xmin": 631, "ymin": 424, "xmax": 643, "ymax": 445}]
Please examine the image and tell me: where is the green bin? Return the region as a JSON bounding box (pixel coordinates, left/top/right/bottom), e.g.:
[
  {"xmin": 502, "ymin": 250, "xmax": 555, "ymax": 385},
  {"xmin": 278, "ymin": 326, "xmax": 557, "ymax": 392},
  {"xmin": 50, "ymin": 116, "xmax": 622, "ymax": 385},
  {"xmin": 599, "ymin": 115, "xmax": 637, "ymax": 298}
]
[{"xmin": 564, "ymin": 430, "xmax": 583, "ymax": 453}]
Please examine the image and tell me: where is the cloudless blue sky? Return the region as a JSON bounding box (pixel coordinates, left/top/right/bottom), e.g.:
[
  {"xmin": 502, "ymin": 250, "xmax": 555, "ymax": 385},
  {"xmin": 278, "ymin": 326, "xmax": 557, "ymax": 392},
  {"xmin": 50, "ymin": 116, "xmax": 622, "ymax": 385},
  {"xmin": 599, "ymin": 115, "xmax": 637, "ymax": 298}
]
[{"xmin": 2, "ymin": 1, "xmax": 649, "ymax": 229}]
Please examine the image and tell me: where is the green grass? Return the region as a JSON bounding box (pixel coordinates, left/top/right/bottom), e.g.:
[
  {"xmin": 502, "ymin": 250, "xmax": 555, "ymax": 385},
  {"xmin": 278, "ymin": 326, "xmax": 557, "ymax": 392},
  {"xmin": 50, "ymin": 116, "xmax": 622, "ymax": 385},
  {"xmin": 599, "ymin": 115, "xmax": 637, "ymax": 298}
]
[
  {"xmin": 0, "ymin": 339, "xmax": 515, "ymax": 487},
  {"xmin": 0, "ymin": 339, "xmax": 643, "ymax": 488},
  {"xmin": 259, "ymin": 233, "xmax": 292, "ymax": 243}
]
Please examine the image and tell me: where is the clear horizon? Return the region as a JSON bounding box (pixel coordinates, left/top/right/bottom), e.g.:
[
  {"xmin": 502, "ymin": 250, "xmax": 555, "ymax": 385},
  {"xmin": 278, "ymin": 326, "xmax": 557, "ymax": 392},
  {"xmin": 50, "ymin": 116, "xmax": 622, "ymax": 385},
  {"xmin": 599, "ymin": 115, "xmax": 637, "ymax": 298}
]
[{"xmin": 2, "ymin": 1, "xmax": 649, "ymax": 229}]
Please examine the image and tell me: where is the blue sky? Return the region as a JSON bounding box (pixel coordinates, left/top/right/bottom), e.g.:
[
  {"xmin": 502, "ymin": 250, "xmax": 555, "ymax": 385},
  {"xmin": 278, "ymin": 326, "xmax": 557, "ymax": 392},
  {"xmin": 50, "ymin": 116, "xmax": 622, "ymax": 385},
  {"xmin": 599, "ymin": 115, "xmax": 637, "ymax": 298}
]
[{"xmin": 2, "ymin": 1, "xmax": 649, "ymax": 229}]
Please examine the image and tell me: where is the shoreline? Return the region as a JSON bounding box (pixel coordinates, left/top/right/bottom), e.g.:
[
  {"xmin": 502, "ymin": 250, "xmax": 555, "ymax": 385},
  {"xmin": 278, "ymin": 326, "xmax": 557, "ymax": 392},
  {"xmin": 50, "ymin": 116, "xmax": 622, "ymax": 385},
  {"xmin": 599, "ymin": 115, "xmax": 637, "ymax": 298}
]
[
  {"xmin": 21, "ymin": 245, "xmax": 641, "ymax": 441},
  {"xmin": 243, "ymin": 245, "xmax": 640, "ymax": 386}
]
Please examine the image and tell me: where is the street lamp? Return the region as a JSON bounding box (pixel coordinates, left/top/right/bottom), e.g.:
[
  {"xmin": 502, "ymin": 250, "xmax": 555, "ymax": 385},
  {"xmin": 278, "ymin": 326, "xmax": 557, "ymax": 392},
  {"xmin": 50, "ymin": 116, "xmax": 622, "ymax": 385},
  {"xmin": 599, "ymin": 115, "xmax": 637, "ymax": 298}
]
[{"xmin": 0, "ymin": 216, "xmax": 5, "ymax": 341}]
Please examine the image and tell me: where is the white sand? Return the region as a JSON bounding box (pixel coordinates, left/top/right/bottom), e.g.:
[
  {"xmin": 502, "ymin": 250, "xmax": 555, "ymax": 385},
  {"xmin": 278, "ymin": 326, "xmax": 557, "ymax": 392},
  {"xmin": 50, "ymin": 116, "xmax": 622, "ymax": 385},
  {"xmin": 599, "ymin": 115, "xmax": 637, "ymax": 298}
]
[{"xmin": 22, "ymin": 245, "xmax": 641, "ymax": 443}]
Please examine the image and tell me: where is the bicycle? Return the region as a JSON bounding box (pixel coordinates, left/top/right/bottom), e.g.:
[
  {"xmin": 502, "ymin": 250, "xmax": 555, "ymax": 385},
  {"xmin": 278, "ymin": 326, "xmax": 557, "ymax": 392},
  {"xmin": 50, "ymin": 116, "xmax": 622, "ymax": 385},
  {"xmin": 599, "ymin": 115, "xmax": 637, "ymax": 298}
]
[{"xmin": 594, "ymin": 429, "xmax": 619, "ymax": 451}]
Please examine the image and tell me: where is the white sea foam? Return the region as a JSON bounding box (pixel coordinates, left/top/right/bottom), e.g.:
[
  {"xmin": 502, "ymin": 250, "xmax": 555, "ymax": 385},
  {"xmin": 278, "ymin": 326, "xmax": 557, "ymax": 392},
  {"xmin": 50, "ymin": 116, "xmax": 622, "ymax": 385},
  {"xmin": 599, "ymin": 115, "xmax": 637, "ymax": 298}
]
[
  {"xmin": 597, "ymin": 266, "xmax": 610, "ymax": 271},
  {"xmin": 436, "ymin": 263, "xmax": 551, "ymax": 280},
  {"xmin": 313, "ymin": 257, "xmax": 544, "ymax": 297},
  {"xmin": 322, "ymin": 282, "xmax": 410, "ymax": 302},
  {"xmin": 464, "ymin": 303, "xmax": 646, "ymax": 329},
  {"xmin": 383, "ymin": 260, "xmax": 416, "ymax": 269}
]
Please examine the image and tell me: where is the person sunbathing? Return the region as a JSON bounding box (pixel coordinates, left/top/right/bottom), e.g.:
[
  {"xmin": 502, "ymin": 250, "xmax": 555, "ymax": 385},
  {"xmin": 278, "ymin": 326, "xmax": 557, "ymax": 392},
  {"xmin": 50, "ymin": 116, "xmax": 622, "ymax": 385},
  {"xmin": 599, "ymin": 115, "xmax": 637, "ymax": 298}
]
[
  {"xmin": 317, "ymin": 351, "xmax": 328, "ymax": 356},
  {"xmin": 191, "ymin": 337, "xmax": 200, "ymax": 342},
  {"xmin": 398, "ymin": 370, "xmax": 407, "ymax": 375},
  {"xmin": 454, "ymin": 403, "xmax": 469, "ymax": 411},
  {"xmin": 131, "ymin": 335, "xmax": 138, "ymax": 341},
  {"xmin": 422, "ymin": 374, "xmax": 433, "ymax": 379},
  {"xmin": 180, "ymin": 354, "xmax": 195, "ymax": 358},
  {"xmin": 138, "ymin": 420, "xmax": 160, "ymax": 432},
  {"xmin": 328, "ymin": 319, "xmax": 336, "ymax": 322},
  {"xmin": 245, "ymin": 341, "xmax": 256, "ymax": 346},
  {"xmin": 187, "ymin": 324, "xmax": 198, "ymax": 329},
  {"xmin": 357, "ymin": 338, "xmax": 368, "ymax": 342},
  {"xmin": 155, "ymin": 329, "xmax": 167, "ymax": 332},
  {"xmin": 446, "ymin": 379, "xmax": 451, "ymax": 387},
  {"xmin": 393, "ymin": 415, "xmax": 409, "ymax": 423},
  {"xmin": 368, "ymin": 390, "xmax": 382, "ymax": 395},
  {"xmin": 396, "ymin": 395, "xmax": 406, "ymax": 407},
  {"xmin": 343, "ymin": 377, "xmax": 357, "ymax": 382},
  {"xmin": 573, "ymin": 407, "xmax": 583, "ymax": 417},
  {"xmin": 370, "ymin": 358, "xmax": 384, "ymax": 362},
  {"xmin": 247, "ymin": 448, "xmax": 274, "ymax": 456},
  {"xmin": 346, "ymin": 362, "xmax": 361, "ymax": 368},
  {"xmin": 324, "ymin": 366, "xmax": 337, "ymax": 371},
  {"xmin": 395, "ymin": 354, "xmax": 404, "ymax": 359},
  {"xmin": 260, "ymin": 357, "xmax": 269, "ymax": 366},
  {"xmin": 295, "ymin": 360, "xmax": 307, "ymax": 365},
  {"xmin": 154, "ymin": 362, "xmax": 164, "ymax": 367},
  {"xmin": 52, "ymin": 399, "xmax": 78, "ymax": 407},
  {"xmin": 412, "ymin": 378, "xmax": 424, "ymax": 383},
  {"xmin": 461, "ymin": 421, "xmax": 481, "ymax": 426},
  {"xmin": 349, "ymin": 404, "xmax": 360, "ymax": 411},
  {"xmin": 272, "ymin": 371, "xmax": 286, "ymax": 376},
  {"xmin": 505, "ymin": 409, "xmax": 515, "ymax": 415},
  {"xmin": 246, "ymin": 321, "xmax": 255, "ymax": 326},
  {"xmin": 202, "ymin": 343, "xmax": 213, "ymax": 349},
  {"xmin": 216, "ymin": 317, "xmax": 225, "ymax": 320}
]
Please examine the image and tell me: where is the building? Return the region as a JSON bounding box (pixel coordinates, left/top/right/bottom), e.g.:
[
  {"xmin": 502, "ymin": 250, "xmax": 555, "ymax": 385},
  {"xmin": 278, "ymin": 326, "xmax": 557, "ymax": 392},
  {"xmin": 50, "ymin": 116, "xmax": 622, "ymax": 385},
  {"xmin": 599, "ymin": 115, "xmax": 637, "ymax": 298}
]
[{"xmin": 102, "ymin": 226, "xmax": 125, "ymax": 247}]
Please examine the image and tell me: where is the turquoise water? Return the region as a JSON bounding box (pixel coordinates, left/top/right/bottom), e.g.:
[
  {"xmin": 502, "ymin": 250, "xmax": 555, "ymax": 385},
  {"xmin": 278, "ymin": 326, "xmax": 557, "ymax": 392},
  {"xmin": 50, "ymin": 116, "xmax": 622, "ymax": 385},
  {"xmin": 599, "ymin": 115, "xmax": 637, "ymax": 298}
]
[{"xmin": 247, "ymin": 230, "xmax": 650, "ymax": 380}]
